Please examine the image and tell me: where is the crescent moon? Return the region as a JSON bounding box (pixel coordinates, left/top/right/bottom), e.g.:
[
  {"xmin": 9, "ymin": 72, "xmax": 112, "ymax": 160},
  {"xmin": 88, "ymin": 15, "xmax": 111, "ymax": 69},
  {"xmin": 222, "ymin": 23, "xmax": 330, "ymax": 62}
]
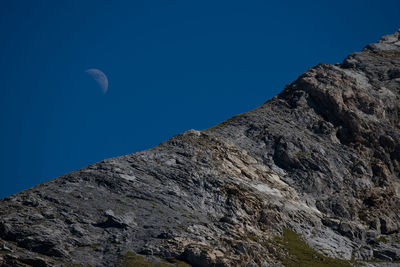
[{"xmin": 85, "ymin": 68, "xmax": 109, "ymax": 94}]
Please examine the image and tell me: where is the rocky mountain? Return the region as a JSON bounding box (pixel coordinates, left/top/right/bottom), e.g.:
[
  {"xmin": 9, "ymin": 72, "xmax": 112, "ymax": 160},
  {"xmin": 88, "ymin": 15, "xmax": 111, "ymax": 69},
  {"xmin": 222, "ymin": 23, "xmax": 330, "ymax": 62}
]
[{"xmin": 1, "ymin": 30, "xmax": 400, "ymax": 267}]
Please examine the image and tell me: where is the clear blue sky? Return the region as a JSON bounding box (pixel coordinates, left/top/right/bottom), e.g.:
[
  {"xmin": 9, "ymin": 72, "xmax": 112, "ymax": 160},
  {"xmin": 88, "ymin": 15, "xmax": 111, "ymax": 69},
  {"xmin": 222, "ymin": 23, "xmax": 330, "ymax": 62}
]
[{"xmin": 1, "ymin": 0, "xmax": 399, "ymax": 198}]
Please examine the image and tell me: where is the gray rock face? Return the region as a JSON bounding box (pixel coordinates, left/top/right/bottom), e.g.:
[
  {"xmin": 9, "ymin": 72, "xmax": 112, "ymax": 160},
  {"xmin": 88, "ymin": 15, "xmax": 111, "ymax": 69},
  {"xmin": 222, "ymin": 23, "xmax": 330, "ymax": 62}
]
[{"xmin": 1, "ymin": 30, "xmax": 400, "ymax": 266}]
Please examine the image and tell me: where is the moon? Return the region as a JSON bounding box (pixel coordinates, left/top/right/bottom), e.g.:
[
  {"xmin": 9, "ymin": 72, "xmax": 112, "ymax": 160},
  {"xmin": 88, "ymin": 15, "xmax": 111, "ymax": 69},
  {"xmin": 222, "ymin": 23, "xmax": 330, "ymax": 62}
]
[{"xmin": 85, "ymin": 68, "xmax": 108, "ymax": 94}]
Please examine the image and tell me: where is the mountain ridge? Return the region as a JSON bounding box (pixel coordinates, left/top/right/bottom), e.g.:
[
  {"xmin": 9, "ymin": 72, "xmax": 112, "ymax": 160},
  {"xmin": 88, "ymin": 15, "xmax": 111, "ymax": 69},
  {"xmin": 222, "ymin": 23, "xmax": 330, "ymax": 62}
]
[{"xmin": 1, "ymin": 30, "xmax": 400, "ymax": 266}]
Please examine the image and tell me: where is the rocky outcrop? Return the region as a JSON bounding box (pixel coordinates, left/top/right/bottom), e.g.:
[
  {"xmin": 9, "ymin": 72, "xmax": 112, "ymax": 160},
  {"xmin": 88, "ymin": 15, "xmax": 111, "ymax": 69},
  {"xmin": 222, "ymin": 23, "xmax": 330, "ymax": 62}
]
[{"xmin": 1, "ymin": 30, "xmax": 400, "ymax": 266}]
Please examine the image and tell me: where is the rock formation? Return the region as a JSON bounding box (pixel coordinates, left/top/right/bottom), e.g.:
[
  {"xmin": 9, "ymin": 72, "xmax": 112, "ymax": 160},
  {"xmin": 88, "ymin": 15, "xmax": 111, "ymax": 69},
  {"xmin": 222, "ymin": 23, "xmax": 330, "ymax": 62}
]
[{"xmin": 1, "ymin": 30, "xmax": 400, "ymax": 266}]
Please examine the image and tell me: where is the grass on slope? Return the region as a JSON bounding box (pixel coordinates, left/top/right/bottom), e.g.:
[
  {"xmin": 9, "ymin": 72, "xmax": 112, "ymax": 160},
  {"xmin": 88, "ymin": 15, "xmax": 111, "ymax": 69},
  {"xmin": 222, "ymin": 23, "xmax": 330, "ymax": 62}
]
[
  {"xmin": 116, "ymin": 251, "xmax": 191, "ymax": 267},
  {"xmin": 276, "ymin": 229, "xmax": 353, "ymax": 267}
]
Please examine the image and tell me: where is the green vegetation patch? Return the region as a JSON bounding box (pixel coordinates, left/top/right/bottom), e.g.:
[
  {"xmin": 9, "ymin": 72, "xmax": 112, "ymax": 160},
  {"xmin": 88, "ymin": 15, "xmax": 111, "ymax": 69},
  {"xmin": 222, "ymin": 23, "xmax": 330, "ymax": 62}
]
[
  {"xmin": 116, "ymin": 251, "xmax": 191, "ymax": 267},
  {"xmin": 295, "ymin": 152, "xmax": 310, "ymax": 158},
  {"xmin": 89, "ymin": 244, "xmax": 99, "ymax": 249},
  {"xmin": 0, "ymin": 249, "xmax": 9, "ymax": 255},
  {"xmin": 375, "ymin": 236, "xmax": 388, "ymax": 244},
  {"xmin": 67, "ymin": 264, "xmax": 94, "ymax": 267},
  {"xmin": 366, "ymin": 50, "xmax": 400, "ymax": 59},
  {"xmin": 275, "ymin": 229, "xmax": 353, "ymax": 267}
]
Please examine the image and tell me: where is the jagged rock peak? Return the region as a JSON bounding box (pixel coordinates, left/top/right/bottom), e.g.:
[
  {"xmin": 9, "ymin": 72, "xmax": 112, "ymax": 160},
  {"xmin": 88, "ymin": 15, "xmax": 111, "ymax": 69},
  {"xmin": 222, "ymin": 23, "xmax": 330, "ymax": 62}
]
[{"xmin": 364, "ymin": 29, "xmax": 400, "ymax": 51}]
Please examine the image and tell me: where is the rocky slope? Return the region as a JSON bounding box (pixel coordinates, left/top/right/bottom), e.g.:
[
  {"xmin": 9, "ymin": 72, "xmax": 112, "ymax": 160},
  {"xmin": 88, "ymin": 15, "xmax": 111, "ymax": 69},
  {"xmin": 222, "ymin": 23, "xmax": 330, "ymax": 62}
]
[{"xmin": 1, "ymin": 30, "xmax": 400, "ymax": 267}]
